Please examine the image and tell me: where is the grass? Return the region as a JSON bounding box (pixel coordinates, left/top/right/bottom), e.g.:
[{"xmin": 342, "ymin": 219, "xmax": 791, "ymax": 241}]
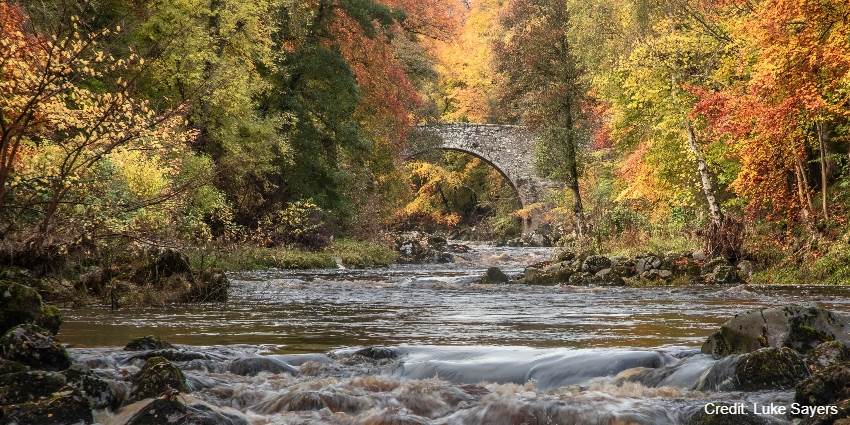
[
  {"xmin": 591, "ymin": 232, "xmax": 700, "ymax": 258},
  {"xmin": 751, "ymin": 242, "xmax": 850, "ymax": 285},
  {"xmin": 187, "ymin": 239, "xmax": 398, "ymax": 271}
]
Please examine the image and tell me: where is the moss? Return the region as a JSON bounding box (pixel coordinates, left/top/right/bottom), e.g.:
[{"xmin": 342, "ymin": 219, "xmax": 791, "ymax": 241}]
[
  {"xmin": 130, "ymin": 356, "xmax": 188, "ymax": 401},
  {"xmin": 752, "ymin": 243, "xmax": 850, "ymax": 286},
  {"xmin": 188, "ymin": 239, "xmax": 396, "ymax": 271},
  {"xmin": 36, "ymin": 304, "xmax": 63, "ymax": 335},
  {"xmin": 734, "ymin": 347, "xmax": 809, "ymax": 391},
  {"xmin": 0, "ymin": 281, "xmax": 45, "ymax": 334}
]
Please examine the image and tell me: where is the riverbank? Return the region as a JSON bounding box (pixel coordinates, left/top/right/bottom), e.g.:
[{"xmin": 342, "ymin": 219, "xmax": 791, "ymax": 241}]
[{"xmin": 186, "ymin": 239, "xmax": 398, "ymax": 271}]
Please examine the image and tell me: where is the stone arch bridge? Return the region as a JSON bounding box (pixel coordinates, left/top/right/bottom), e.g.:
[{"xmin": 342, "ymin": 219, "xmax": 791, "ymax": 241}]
[{"xmin": 406, "ymin": 123, "xmax": 561, "ymax": 233}]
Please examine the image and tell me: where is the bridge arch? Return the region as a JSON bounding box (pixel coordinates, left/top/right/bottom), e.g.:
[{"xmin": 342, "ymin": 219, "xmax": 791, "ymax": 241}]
[{"xmin": 406, "ymin": 123, "xmax": 560, "ymax": 233}]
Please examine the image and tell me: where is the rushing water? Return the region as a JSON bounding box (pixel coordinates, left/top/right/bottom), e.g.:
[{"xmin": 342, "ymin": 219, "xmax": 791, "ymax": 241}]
[{"xmin": 59, "ymin": 245, "xmax": 850, "ymax": 424}]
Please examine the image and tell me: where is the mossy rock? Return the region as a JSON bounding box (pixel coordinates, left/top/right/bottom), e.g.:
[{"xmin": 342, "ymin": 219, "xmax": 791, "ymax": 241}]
[
  {"xmin": 795, "ymin": 363, "xmax": 850, "ymax": 407},
  {"xmin": 0, "ymin": 324, "xmax": 71, "ymax": 371},
  {"xmin": 479, "ymin": 267, "xmax": 509, "ymax": 285},
  {"xmin": 124, "ymin": 398, "xmax": 248, "ymax": 425},
  {"xmin": 806, "ymin": 341, "xmax": 850, "ymax": 373},
  {"xmin": 63, "ymin": 365, "xmax": 126, "ymax": 410},
  {"xmin": 0, "ymin": 358, "xmax": 27, "ymax": 375},
  {"xmin": 702, "ymin": 304, "xmax": 850, "ymax": 356},
  {"xmin": 0, "ymin": 370, "xmax": 66, "ymax": 404},
  {"xmin": 130, "ymin": 356, "xmax": 188, "ymax": 401},
  {"xmin": 0, "ymin": 281, "xmax": 44, "ymax": 335},
  {"xmin": 1, "ymin": 388, "xmax": 93, "ymax": 425},
  {"xmin": 685, "ymin": 405, "xmax": 772, "ymax": 425},
  {"xmin": 124, "ymin": 335, "xmax": 174, "ymax": 351},
  {"xmin": 734, "ymin": 347, "xmax": 809, "ymax": 391},
  {"xmin": 36, "ymin": 304, "xmax": 63, "ymax": 335}
]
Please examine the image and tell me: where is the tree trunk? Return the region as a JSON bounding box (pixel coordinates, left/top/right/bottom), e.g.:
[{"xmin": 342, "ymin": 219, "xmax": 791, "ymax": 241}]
[
  {"xmin": 794, "ymin": 161, "xmax": 812, "ymax": 223},
  {"xmin": 564, "ymin": 102, "xmax": 586, "ymax": 239},
  {"xmin": 686, "ymin": 122, "xmax": 723, "ymax": 226},
  {"xmin": 816, "ymin": 121, "xmax": 829, "ymax": 220}
]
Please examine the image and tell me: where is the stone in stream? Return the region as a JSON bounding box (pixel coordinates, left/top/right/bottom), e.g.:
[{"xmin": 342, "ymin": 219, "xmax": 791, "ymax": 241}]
[
  {"xmin": 124, "ymin": 335, "xmax": 175, "ymax": 351},
  {"xmin": 479, "ymin": 267, "xmax": 510, "ymax": 285},
  {"xmin": 63, "ymin": 364, "xmax": 127, "ymax": 410},
  {"xmin": 122, "ymin": 397, "xmax": 248, "ymax": 425},
  {"xmin": 0, "ymin": 280, "xmax": 62, "ymax": 335},
  {"xmin": 0, "ymin": 323, "xmax": 71, "ymax": 371},
  {"xmin": 1, "ymin": 388, "xmax": 94, "ymax": 425},
  {"xmin": 731, "ymin": 347, "xmax": 809, "ymax": 391},
  {"xmin": 806, "ymin": 340, "xmax": 850, "ymax": 373},
  {"xmin": 795, "ymin": 363, "xmax": 850, "ymax": 408},
  {"xmin": 354, "ymin": 346, "xmax": 398, "ymax": 360},
  {"xmin": 227, "ymin": 356, "xmax": 298, "ymax": 376},
  {"xmin": 0, "ymin": 370, "xmax": 67, "ymax": 404},
  {"xmin": 130, "ymin": 356, "xmax": 188, "ymax": 401},
  {"xmin": 701, "ymin": 304, "xmax": 850, "ymax": 356}
]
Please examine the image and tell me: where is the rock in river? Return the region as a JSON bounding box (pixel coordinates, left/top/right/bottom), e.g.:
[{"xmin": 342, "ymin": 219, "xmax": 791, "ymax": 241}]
[
  {"xmin": 0, "ymin": 323, "xmax": 71, "ymax": 371},
  {"xmin": 701, "ymin": 304, "xmax": 850, "ymax": 356},
  {"xmin": 124, "ymin": 335, "xmax": 175, "ymax": 351},
  {"xmin": 130, "ymin": 356, "xmax": 188, "ymax": 401},
  {"xmin": 479, "ymin": 267, "xmax": 510, "ymax": 285}
]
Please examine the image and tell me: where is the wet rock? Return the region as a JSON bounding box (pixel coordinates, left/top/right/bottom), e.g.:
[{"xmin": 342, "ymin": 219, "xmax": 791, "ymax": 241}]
[
  {"xmin": 701, "ymin": 257, "xmax": 731, "ymax": 275},
  {"xmin": 733, "ymin": 347, "xmax": 809, "ymax": 391},
  {"xmin": 806, "ymin": 340, "xmax": 850, "ymax": 373},
  {"xmin": 517, "ymin": 261, "xmax": 577, "ymax": 286},
  {"xmin": 129, "ymin": 349, "xmax": 210, "ymax": 363},
  {"xmin": 0, "ymin": 281, "xmax": 46, "ymax": 335},
  {"xmin": 591, "ymin": 269, "xmax": 626, "ymax": 286},
  {"xmin": 63, "ymin": 364, "xmax": 126, "ymax": 410},
  {"xmin": 701, "ymin": 304, "xmax": 850, "ymax": 356},
  {"xmin": 354, "ymin": 346, "xmax": 398, "ymax": 360},
  {"xmin": 706, "ymin": 265, "xmax": 739, "ymax": 285},
  {"xmin": 0, "ymin": 324, "xmax": 71, "ymax": 371},
  {"xmin": 0, "ymin": 359, "xmax": 27, "ymax": 375},
  {"xmin": 124, "ymin": 335, "xmax": 175, "ymax": 351},
  {"xmin": 795, "ymin": 363, "xmax": 850, "ymax": 407},
  {"xmin": 798, "ymin": 398, "xmax": 850, "ymax": 425},
  {"xmin": 130, "ymin": 356, "xmax": 188, "ymax": 401},
  {"xmin": 393, "ymin": 232, "xmax": 454, "ymax": 264},
  {"xmin": 480, "ymin": 267, "xmax": 509, "ymax": 285},
  {"xmin": 581, "ymin": 255, "xmax": 612, "ymax": 274},
  {"xmin": 567, "ymin": 272, "xmax": 593, "ymax": 286},
  {"xmin": 635, "ymin": 255, "xmax": 662, "ymax": 273},
  {"xmin": 736, "ymin": 260, "xmax": 754, "ymax": 281},
  {"xmin": 0, "ymin": 370, "xmax": 66, "ymax": 404},
  {"xmin": 36, "ymin": 304, "xmax": 63, "ymax": 335},
  {"xmin": 123, "ymin": 397, "xmax": 248, "ymax": 425},
  {"xmin": 227, "ymin": 356, "xmax": 297, "ymax": 376},
  {"xmin": 685, "ymin": 404, "xmax": 772, "ymax": 425},
  {"xmin": 447, "ymin": 244, "xmax": 471, "ymax": 254},
  {"xmin": 1, "ymin": 388, "xmax": 93, "ymax": 425}
]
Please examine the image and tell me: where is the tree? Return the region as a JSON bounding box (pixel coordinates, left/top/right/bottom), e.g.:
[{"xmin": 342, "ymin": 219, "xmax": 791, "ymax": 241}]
[{"xmin": 492, "ymin": 0, "xmax": 589, "ymax": 238}]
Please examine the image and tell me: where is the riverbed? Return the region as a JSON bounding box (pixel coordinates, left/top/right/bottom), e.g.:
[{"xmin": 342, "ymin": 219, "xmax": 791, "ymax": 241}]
[{"xmin": 59, "ymin": 245, "xmax": 850, "ymax": 424}]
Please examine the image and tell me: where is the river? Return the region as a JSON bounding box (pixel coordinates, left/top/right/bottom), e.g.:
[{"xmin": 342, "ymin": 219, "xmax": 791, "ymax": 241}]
[{"xmin": 58, "ymin": 245, "xmax": 850, "ymax": 424}]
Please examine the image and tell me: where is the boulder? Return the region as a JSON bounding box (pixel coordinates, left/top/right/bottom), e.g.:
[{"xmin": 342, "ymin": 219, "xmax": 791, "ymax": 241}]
[
  {"xmin": 0, "ymin": 370, "xmax": 66, "ymax": 404},
  {"xmin": 635, "ymin": 255, "xmax": 662, "ymax": 273},
  {"xmin": 736, "ymin": 260, "xmax": 755, "ymax": 281},
  {"xmin": 353, "ymin": 346, "xmax": 398, "ymax": 360},
  {"xmin": 567, "ymin": 272, "xmax": 593, "ymax": 286},
  {"xmin": 806, "ymin": 341, "xmax": 850, "ymax": 373},
  {"xmin": 124, "ymin": 335, "xmax": 175, "ymax": 351},
  {"xmin": 581, "ymin": 255, "xmax": 612, "ymax": 274},
  {"xmin": 1, "ymin": 388, "xmax": 93, "ymax": 425},
  {"xmin": 592, "ymin": 269, "xmax": 626, "ymax": 286},
  {"xmin": 129, "ymin": 349, "xmax": 209, "ymax": 363},
  {"xmin": 479, "ymin": 267, "xmax": 510, "ymax": 285},
  {"xmin": 706, "ymin": 265, "xmax": 739, "ymax": 285},
  {"xmin": 732, "ymin": 347, "xmax": 809, "ymax": 391},
  {"xmin": 130, "ymin": 356, "xmax": 188, "ymax": 401},
  {"xmin": 685, "ymin": 405, "xmax": 772, "ymax": 425},
  {"xmin": 517, "ymin": 261, "xmax": 577, "ymax": 286},
  {"xmin": 123, "ymin": 397, "xmax": 248, "ymax": 425},
  {"xmin": 0, "ymin": 324, "xmax": 71, "ymax": 371},
  {"xmin": 795, "ymin": 363, "xmax": 850, "ymax": 407},
  {"xmin": 701, "ymin": 304, "xmax": 850, "ymax": 356},
  {"xmin": 36, "ymin": 304, "xmax": 63, "ymax": 335},
  {"xmin": 0, "ymin": 281, "xmax": 46, "ymax": 335},
  {"xmin": 62, "ymin": 364, "xmax": 126, "ymax": 410},
  {"xmin": 0, "ymin": 359, "xmax": 27, "ymax": 375},
  {"xmin": 227, "ymin": 357, "xmax": 298, "ymax": 376}
]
